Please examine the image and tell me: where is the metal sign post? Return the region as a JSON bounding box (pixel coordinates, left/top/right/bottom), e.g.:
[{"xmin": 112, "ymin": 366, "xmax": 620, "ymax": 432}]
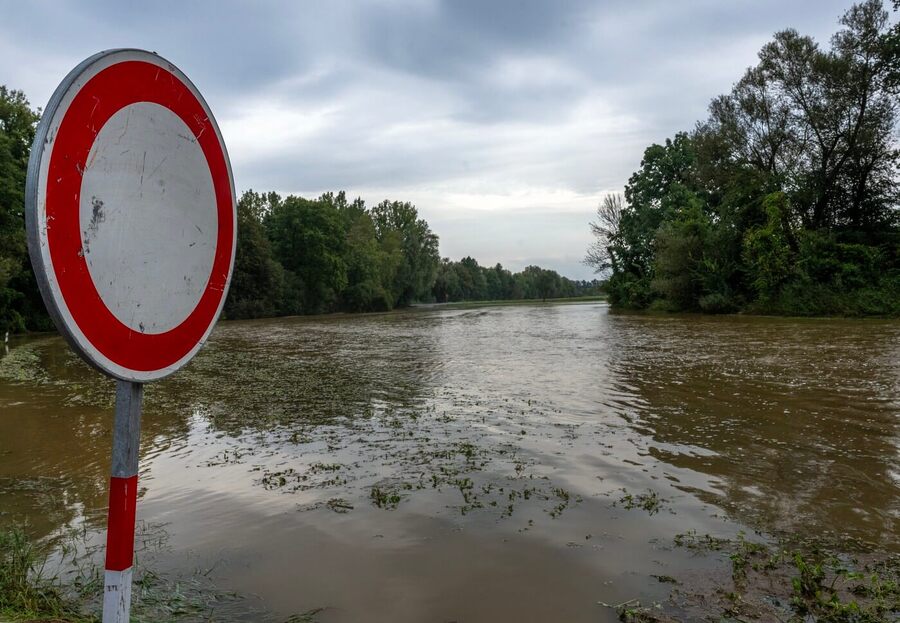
[
  {"xmin": 104, "ymin": 381, "xmax": 143, "ymax": 621},
  {"xmin": 24, "ymin": 49, "xmax": 236, "ymax": 623}
]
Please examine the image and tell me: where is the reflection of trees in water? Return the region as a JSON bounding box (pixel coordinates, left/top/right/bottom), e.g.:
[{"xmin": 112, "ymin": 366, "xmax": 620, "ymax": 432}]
[
  {"xmin": 0, "ymin": 315, "xmax": 441, "ymax": 541},
  {"xmin": 0, "ymin": 338, "xmax": 192, "ymax": 540},
  {"xmin": 606, "ymin": 314, "xmax": 900, "ymax": 548},
  {"xmin": 157, "ymin": 315, "xmax": 442, "ymax": 437}
]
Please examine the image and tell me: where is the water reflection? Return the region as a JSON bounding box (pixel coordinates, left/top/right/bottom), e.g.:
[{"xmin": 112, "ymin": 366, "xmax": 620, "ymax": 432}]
[
  {"xmin": 606, "ymin": 313, "xmax": 900, "ymax": 547},
  {"xmin": 0, "ymin": 338, "xmax": 192, "ymax": 537},
  {"xmin": 1, "ymin": 304, "xmax": 898, "ymax": 621}
]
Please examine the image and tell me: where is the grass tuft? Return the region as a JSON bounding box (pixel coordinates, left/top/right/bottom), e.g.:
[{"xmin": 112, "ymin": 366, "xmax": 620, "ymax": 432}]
[{"xmin": 0, "ymin": 525, "xmax": 90, "ymax": 622}]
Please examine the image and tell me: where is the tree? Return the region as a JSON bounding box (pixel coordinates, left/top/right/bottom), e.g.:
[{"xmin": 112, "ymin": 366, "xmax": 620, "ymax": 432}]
[
  {"xmin": 455, "ymin": 256, "xmax": 487, "ymax": 300},
  {"xmin": 266, "ymin": 196, "xmax": 347, "ymax": 314},
  {"xmin": 0, "ymin": 86, "xmax": 44, "ymax": 333},
  {"xmin": 742, "ymin": 193, "xmax": 795, "ymax": 303},
  {"xmin": 534, "ymin": 268, "xmax": 560, "ymax": 301},
  {"xmin": 650, "ymin": 193, "xmax": 709, "ymax": 311},
  {"xmin": 883, "ymin": 1, "xmax": 900, "ymax": 93},
  {"xmin": 224, "ymin": 190, "xmax": 284, "ymax": 319},
  {"xmin": 432, "ymin": 258, "xmax": 461, "ymax": 303},
  {"xmin": 584, "ymin": 194, "xmax": 623, "ymax": 274},
  {"xmin": 749, "ymin": 0, "xmax": 897, "ymax": 229},
  {"xmin": 371, "ymin": 200, "xmax": 440, "ymax": 306},
  {"xmin": 601, "ymin": 133, "xmax": 700, "ymax": 308},
  {"xmin": 589, "ymin": 1, "xmax": 899, "ymax": 316},
  {"xmin": 341, "ymin": 211, "xmax": 395, "ymax": 312}
]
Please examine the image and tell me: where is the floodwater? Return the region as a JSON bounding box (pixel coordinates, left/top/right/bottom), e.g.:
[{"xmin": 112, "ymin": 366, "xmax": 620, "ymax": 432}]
[{"xmin": 0, "ymin": 302, "xmax": 898, "ymax": 622}]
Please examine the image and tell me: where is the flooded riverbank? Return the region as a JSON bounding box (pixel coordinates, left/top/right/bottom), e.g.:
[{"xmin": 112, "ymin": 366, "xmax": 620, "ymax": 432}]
[{"xmin": 1, "ymin": 302, "xmax": 898, "ymax": 621}]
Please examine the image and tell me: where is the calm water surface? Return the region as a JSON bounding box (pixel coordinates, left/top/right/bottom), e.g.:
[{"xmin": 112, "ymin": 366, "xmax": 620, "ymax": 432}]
[{"xmin": 0, "ymin": 303, "xmax": 898, "ymax": 621}]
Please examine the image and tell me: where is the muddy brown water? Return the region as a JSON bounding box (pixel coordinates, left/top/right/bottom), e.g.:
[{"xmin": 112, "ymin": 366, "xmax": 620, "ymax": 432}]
[{"xmin": 0, "ymin": 302, "xmax": 898, "ymax": 622}]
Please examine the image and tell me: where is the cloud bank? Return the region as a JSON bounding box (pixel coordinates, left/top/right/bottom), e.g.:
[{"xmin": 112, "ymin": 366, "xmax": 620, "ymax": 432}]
[{"xmin": 1, "ymin": 0, "xmax": 852, "ymax": 278}]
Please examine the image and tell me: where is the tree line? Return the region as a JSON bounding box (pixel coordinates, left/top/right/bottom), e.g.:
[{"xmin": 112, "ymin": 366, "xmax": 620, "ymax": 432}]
[
  {"xmin": 586, "ymin": 0, "xmax": 900, "ymax": 316},
  {"xmin": 228, "ymin": 189, "xmax": 601, "ymax": 319},
  {"xmin": 226, "ymin": 189, "xmax": 441, "ymax": 318},
  {"xmin": 0, "ymin": 90, "xmax": 596, "ymax": 332},
  {"xmin": 433, "ymin": 257, "xmax": 601, "ymax": 303}
]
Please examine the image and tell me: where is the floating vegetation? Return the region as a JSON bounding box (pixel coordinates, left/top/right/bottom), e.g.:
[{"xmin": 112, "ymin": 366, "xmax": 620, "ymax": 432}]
[
  {"xmin": 204, "ymin": 447, "xmax": 247, "ymax": 467},
  {"xmin": 615, "ymin": 489, "xmax": 668, "ymax": 515},
  {"xmin": 208, "ymin": 382, "xmax": 594, "ymax": 524},
  {"xmin": 548, "ymin": 487, "xmax": 582, "ymax": 519},
  {"xmin": 671, "ymin": 530, "xmax": 731, "ymax": 551},
  {"xmin": 597, "ymin": 598, "xmax": 670, "ymax": 623},
  {"xmin": 283, "ymin": 608, "xmax": 325, "ymax": 623},
  {"xmin": 325, "ymin": 498, "xmax": 353, "ymax": 514},
  {"xmin": 0, "ymin": 341, "xmax": 53, "ymax": 385},
  {"xmin": 369, "ymin": 485, "xmax": 402, "ymax": 510},
  {"xmin": 258, "ymin": 465, "xmax": 349, "ymax": 492},
  {"xmin": 663, "ymin": 532, "xmax": 900, "ymax": 622}
]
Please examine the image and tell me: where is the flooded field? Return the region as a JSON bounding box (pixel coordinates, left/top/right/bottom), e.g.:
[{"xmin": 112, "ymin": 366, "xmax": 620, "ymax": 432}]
[{"xmin": 1, "ymin": 302, "xmax": 898, "ymax": 622}]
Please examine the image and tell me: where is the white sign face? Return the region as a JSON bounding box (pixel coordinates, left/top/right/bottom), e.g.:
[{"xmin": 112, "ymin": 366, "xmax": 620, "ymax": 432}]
[
  {"xmin": 80, "ymin": 102, "xmax": 219, "ymax": 334},
  {"xmin": 25, "ymin": 49, "xmax": 237, "ymax": 382}
]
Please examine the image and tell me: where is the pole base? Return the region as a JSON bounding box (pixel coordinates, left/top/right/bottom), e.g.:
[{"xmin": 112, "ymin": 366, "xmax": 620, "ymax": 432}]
[{"xmin": 102, "ymin": 563, "xmax": 133, "ymax": 621}]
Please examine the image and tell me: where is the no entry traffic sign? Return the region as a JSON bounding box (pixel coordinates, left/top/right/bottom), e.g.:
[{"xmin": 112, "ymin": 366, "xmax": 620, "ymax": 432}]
[
  {"xmin": 26, "ymin": 49, "xmax": 236, "ymax": 382},
  {"xmin": 24, "ymin": 49, "xmax": 236, "ymax": 623}
]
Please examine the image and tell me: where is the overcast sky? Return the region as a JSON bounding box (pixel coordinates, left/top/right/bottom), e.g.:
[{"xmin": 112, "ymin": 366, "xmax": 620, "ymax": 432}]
[{"xmin": 1, "ymin": 1, "xmax": 856, "ymax": 279}]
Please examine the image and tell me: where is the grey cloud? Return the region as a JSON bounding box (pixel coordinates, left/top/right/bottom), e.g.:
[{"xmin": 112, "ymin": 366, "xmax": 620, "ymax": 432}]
[
  {"xmin": 357, "ymin": 0, "xmax": 594, "ymax": 82},
  {"xmin": 0, "ymin": 0, "xmax": 864, "ymax": 279}
]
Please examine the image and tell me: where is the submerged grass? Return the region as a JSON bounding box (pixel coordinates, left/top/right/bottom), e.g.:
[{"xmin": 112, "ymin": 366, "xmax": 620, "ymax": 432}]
[
  {"xmin": 656, "ymin": 531, "xmax": 900, "ymax": 622},
  {"xmin": 0, "ymin": 525, "xmax": 90, "ymax": 622},
  {"xmin": 614, "ymin": 489, "xmax": 668, "ymax": 515},
  {"xmin": 0, "ymin": 524, "xmax": 322, "ymax": 623}
]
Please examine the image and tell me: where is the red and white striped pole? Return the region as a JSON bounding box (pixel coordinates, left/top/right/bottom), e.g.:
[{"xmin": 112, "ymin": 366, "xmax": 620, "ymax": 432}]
[{"xmin": 102, "ymin": 381, "xmax": 143, "ymax": 623}]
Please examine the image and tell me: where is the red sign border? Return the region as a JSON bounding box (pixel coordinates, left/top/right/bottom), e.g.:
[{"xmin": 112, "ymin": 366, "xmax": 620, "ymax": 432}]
[{"xmin": 25, "ymin": 50, "xmax": 236, "ymax": 381}]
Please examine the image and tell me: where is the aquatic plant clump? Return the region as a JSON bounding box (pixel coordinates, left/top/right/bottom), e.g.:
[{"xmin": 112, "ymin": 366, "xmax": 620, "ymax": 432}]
[{"xmin": 658, "ymin": 531, "xmax": 900, "ymax": 622}]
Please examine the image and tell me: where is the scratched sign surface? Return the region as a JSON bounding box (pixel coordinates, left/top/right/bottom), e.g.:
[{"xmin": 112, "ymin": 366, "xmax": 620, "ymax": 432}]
[{"xmin": 25, "ymin": 49, "xmax": 236, "ymax": 382}]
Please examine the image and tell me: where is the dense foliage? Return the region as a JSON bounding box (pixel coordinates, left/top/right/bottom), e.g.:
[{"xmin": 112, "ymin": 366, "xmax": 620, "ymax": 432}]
[
  {"xmin": 433, "ymin": 257, "xmax": 602, "ymax": 302},
  {"xmin": 226, "ymin": 190, "xmax": 601, "ymax": 319},
  {"xmin": 0, "ymin": 87, "xmax": 50, "ymax": 333},
  {"xmin": 225, "ymin": 189, "xmax": 442, "ymax": 318},
  {"xmin": 587, "ymin": 0, "xmax": 900, "ymax": 316}
]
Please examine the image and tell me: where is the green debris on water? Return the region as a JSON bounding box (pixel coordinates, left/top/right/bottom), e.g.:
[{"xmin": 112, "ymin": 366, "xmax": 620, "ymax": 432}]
[
  {"xmin": 369, "ymin": 485, "xmax": 402, "ymax": 510},
  {"xmin": 614, "ymin": 489, "xmax": 668, "ymax": 515},
  {"xmin": 282, "ymin": 607, "xmax": 325, "ymax": 622},
  {"xmin": 325, "ymin": 498, "xmax": 353, "ymax": 514},
  {"xmin": 654, "ymin": 531, "xmax": 900, "ymax": 622}
]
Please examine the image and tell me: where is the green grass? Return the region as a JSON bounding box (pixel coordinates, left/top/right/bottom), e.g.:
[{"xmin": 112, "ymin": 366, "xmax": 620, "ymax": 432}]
[
  {"xmin": 0, "ymin": 525, "xmax": 325, "ymax": 622},
  {"xmin": 0, "ymin": 525, "xmax": 90, "ymax": 622}
]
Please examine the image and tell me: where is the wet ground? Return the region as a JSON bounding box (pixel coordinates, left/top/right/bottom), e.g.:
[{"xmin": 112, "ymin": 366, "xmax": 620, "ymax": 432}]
[{"xmin": 1, "ymin": 302, "xmax": 898, "ymax": 621}]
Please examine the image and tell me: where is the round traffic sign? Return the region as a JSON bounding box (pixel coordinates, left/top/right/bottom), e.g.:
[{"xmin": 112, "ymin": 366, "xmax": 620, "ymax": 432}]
[{"xmin": 25, "ymin": 49, "xmax": 236, "ymax": 382}]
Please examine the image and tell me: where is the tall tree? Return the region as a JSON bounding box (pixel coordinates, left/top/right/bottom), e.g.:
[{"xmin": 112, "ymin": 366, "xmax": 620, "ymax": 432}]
[
  {"xmin": 371, "ymin": 200, "xmax": 440, "ymax": 306},
  {"xmin": 584, "ymin": 193, "xmax": 624, "ymax": 274},
  {"xmin": 0, "ymin": 86, "xmax": 43, "ymax": 332},
  {"xmin": 224, "ymin": 190, "xmax": 284, "ymax": 319},
  {"xmin": 588, "ymin": 1, "xmax": 900, "ymax": 316},
  {"xmin": 266, "ymin": 196, "xmax": 347, "ymax": 314}
]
